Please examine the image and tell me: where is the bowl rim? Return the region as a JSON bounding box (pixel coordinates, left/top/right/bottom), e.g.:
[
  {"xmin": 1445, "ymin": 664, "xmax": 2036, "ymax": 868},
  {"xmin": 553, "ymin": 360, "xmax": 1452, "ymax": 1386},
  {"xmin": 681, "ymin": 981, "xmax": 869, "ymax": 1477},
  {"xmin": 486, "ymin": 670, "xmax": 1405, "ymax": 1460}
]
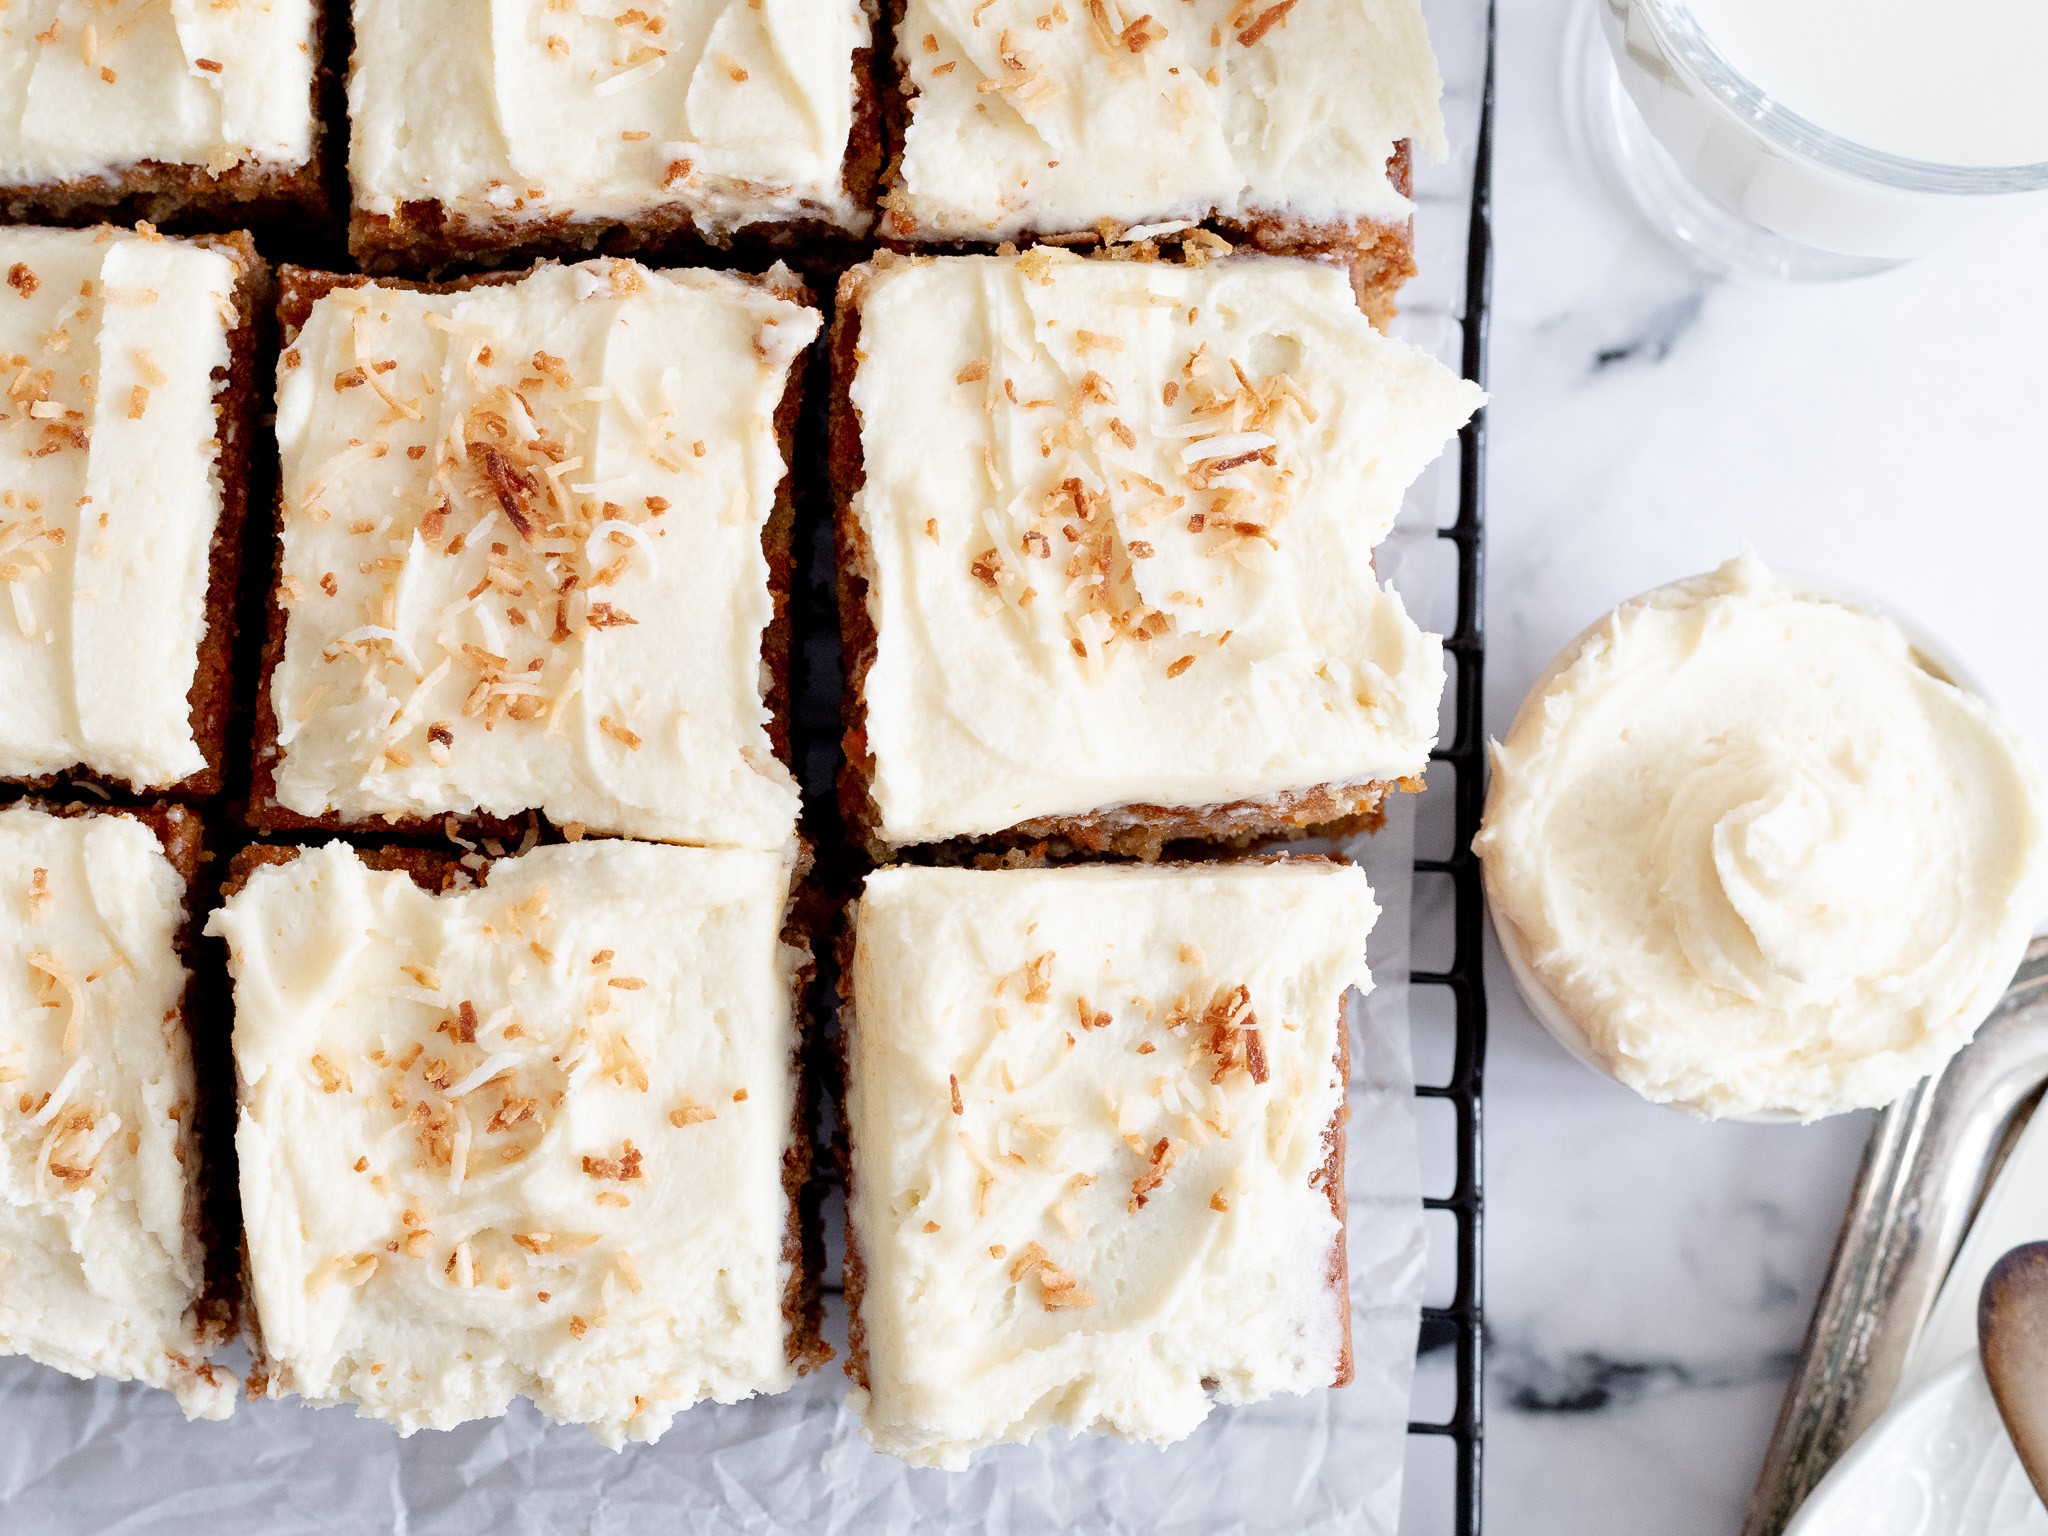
[{"xmin": 1631, "ymin": 0, "xmax": 2048, "ymax": 195}]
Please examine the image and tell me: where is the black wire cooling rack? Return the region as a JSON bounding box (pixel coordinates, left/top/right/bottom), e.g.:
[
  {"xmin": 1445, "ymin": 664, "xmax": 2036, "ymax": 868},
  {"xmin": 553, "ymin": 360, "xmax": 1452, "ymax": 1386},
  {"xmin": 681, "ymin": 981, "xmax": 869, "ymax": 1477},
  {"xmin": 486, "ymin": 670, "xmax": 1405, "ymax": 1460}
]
[{"xmin": 1408, "ymin": 8, "xmax": 1494, "ymax": 1532}]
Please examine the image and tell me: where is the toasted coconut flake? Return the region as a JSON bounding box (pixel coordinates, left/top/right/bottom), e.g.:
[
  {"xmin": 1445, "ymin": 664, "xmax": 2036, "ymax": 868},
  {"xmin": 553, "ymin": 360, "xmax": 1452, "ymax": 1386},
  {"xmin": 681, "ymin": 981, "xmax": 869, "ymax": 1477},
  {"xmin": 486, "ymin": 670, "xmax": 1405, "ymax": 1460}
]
[
  {"xmin": 1010, "ymin": 1240, "xmax": 1097, "ymax": 1310},
  {"xmin": 584, "ymin": 518, "xmax": 660, "ymax": 578},
  {"xmin": 1236, "ymin": 0, "xmax": 1299, "ymax": 44},
  {"xmin": 1181, "ymin": 431, "xmax": 1276, "ymax": 466},
  {"xmin": 1129, "ymin": 1135, "xmax": 1182, "ymax": 1210},
  {"xmin": 27, "ymin": 953, "xmax": 84, "ymax": 1055},
  {"xmin": 1007, "ymin": 1241, "xmax": 1049, "ymax": 1283},
  {"xmin": 310, "ymin": 1053, "xmax": 352, "ymax": 1094},
  {"xmin": 1244, "ymin": 1027, "xmax": 1269, "ymax": 1083},
  {"xmin": 442, "ymin": 1052, "xmax": 519, "ymax": 1101},
  {"xmin": 1023, "ymin": 951, "xmax": 1055, "ymax": 1004},
  {"xmin": 340, "ymin": 1253, "xmax": 380, "ymax": 1288},
  {"xmin": 332, "ymin": 624, "xmax": 424, "ymax": 676},
  {"xmin": 581, "ymin": 1140, "xmax": 645, "ymax": 1182},
  {"xmin": 595, "ymin": 52, "xmax": 669, "ymax": 96},
  {"xmin": 28, "ymin": 1058, "xmax": 87, "ymax": 1127}
]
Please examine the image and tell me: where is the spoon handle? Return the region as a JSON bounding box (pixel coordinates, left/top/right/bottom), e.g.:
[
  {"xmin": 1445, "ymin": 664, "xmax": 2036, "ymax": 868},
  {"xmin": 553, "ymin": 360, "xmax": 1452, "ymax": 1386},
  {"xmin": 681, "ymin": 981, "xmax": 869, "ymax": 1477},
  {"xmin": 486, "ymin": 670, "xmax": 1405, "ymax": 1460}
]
[{"xmin": 1979, "ymin": 1240, "xmax": 2048, "ymax": 1506}]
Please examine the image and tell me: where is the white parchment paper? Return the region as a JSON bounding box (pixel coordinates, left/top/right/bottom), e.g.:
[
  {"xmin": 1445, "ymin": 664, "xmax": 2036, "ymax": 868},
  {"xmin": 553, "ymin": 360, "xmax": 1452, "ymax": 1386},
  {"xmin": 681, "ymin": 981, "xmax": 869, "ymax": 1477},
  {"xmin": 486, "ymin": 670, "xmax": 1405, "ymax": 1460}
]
[{"xmin": 0, "ymin": 6, "xmax": 1487, "ymax": 1528}]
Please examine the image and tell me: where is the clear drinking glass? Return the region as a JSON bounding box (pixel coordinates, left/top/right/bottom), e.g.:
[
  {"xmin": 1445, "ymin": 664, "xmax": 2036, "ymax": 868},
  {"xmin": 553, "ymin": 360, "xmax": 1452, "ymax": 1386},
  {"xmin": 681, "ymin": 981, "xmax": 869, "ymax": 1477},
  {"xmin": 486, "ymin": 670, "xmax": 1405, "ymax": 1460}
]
[{"xmin": 1567, "ymin": 0, "xmax": 2048, "ymax": 279}]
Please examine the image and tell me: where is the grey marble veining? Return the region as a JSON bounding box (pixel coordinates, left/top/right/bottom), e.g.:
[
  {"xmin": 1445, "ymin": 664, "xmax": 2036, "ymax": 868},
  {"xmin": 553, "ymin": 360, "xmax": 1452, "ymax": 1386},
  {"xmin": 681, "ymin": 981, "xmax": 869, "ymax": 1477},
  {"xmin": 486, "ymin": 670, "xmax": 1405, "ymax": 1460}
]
[{"xmin": 1466, "ymin": 2, "xmax": 2048, "ymax": 1532}]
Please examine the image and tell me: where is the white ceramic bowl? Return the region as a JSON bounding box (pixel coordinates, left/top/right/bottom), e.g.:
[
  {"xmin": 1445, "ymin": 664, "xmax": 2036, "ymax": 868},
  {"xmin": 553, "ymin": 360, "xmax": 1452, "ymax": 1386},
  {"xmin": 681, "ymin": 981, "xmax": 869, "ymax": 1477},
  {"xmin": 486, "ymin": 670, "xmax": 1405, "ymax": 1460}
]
[
  {"xmin": 1591, "ymin": 0, "xmax": 2048, "ymax": 277},
  {"xmin": 1484, "ymin": 567, "xmax": 1994, "ymax": 1124}
]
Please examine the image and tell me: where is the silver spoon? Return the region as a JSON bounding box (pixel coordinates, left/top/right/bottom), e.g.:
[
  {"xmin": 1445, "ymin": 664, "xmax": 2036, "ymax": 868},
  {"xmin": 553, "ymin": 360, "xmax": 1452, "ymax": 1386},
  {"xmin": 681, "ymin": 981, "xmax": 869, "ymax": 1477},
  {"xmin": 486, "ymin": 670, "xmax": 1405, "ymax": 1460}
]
[{"xmin": 1979, "ymin": 1240, "xmax": 2048, "ymax": 1505}]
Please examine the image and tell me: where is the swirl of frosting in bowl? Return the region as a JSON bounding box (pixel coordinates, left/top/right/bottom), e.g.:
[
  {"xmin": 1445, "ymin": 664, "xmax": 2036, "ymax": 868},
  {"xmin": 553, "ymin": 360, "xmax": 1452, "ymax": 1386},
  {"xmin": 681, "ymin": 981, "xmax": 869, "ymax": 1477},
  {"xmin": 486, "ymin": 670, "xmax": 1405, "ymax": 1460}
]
[{"xmin": 1475, "ymin": 554, "xmax": 2048, "ymax": 1120}]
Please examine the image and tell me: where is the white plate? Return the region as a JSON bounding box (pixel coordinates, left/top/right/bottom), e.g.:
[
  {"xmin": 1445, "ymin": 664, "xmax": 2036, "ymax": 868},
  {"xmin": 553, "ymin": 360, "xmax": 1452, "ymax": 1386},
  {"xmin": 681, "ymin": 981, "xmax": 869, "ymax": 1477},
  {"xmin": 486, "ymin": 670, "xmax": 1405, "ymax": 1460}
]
[{"xmin": 1783, "ymin": 1354, "xmax": 2048, "ymax": 1536}]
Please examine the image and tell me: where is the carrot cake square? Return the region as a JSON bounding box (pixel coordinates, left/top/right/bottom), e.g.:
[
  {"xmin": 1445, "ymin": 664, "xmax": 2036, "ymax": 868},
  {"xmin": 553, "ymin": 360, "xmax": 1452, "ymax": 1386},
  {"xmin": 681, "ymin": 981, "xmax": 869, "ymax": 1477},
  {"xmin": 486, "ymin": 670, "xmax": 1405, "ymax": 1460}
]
[
  {"xmin": 347, "ymin": 0, "xmax": 880, "ymax": 271},
  {"xmin": 879, "ymin": 0, "xmax": 1446, "ymax": 317},
  {"xmin": 0, "ymin": 0, "xmax": 326, "ymax": 228},
  {"xmin": 0, "ymin": 801, "xmax": 231, "ymax": 1421},
  {"xmin": 0, "ymin": 224, "xmax": 264, "ymax": 798},
  {"xmin": 208, "ymin": 837, "xmax": 823, "ymax": 1444},
  {"xmin": 841, "ymin": 858, "xmax": 1374, "ymax": 1468},
  {"xmin": 832, "ymin": 248, "xmax": 1483, "ymax": 858},
  {"xmin": 251, "ymin": 257, "xmax": 816, "ymax": 849}
]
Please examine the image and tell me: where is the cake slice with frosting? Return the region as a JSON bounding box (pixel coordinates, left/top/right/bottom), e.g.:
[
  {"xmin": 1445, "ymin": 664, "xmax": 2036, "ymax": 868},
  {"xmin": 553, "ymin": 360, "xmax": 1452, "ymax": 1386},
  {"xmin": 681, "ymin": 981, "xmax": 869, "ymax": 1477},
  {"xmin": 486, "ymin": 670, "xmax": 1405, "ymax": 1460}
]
[
  {"xmin": 0, "ymin": 223, "xmax": 266, "ymax": 798},
  {"xmin": 841, "ymin": 858, "xmax": 1374, "ymax": 1467},
  {"xmin": 346, "ymin": 0, "xmax": 881, "ymax": 271},
  {"xmin": 0, "ymin": 802, "xmax": 232, "ymax": 1421},
  {"xmin": 879, "ymin": 0, "xmax": 1447, "ymax": 320},
  {"xmin": 251, "ymin": 256, "xmax": 816, "ymax": 849},
  {"xmin": 0, "ymin": 0, "xmax": 327, "ymax": 229},
  {"xmin": 209, "ymin": 837, "xmax": 824, "ymax": 1444},
  {"xmin": 831, "ymin": 246, "xmax": 1483, "ymax": 858}
]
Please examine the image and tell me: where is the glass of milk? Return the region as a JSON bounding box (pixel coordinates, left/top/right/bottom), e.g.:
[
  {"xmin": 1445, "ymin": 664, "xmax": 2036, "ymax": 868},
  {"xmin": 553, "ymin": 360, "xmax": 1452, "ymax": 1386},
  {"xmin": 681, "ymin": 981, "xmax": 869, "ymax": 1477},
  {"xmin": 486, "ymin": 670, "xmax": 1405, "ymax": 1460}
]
[{"xmin": 1571, "ymin": 0, "xmax": 2048, "ymax": 278}]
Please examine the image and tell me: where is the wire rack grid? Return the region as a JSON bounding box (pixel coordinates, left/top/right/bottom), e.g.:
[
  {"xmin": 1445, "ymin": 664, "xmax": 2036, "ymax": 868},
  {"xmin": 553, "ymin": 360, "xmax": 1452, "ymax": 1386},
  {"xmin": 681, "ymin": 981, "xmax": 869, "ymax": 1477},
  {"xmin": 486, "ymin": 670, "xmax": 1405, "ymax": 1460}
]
[{"xmin": 1406, "ymin": 7, "xmax": 1494, "ymax": 1532}]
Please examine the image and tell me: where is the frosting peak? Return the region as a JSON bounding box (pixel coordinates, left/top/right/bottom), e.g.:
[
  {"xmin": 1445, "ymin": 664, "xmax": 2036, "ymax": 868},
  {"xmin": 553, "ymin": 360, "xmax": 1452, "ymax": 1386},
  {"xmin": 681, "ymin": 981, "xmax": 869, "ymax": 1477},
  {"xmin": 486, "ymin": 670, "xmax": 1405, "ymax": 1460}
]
[{"xmin": 1664, "ymin": 740, "xmax": 1919, "ymax": 1000}]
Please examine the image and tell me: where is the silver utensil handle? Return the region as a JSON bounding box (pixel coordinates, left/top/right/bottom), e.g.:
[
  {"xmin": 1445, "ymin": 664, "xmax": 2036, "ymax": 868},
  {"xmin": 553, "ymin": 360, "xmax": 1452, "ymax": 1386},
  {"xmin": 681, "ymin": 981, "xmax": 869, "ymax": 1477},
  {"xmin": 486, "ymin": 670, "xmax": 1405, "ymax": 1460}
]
[{"xmin": 1743, "ymin": 936, "xmax": 2048, "ymax": 1536}]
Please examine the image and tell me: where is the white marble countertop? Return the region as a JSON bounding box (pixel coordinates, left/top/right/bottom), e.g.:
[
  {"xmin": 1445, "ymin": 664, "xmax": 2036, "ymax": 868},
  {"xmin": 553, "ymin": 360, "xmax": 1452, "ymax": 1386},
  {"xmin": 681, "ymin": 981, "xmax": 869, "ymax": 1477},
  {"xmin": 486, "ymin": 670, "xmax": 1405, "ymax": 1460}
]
[{"xmin": 1468, "ymin": 3, "xmax": 2048, "ymax": 1531}]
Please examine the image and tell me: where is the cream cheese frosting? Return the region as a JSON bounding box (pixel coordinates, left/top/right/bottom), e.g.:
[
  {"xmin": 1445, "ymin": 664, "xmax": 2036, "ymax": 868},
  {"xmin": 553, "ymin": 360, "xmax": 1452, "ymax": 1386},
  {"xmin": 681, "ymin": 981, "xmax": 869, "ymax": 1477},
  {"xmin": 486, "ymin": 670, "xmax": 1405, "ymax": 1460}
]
[
  {"xmin": 890, "ymin": 0, "xmax": 1446, "ymax": 241},
  {"xmin": 1475, "ymin": 554, "xmax": 2048, "ymax": 1121},
  {"xmin": 848, "ymin": 250, "xmax": 1483, "ymax": 844},
  {"xmin": 0, "ymin": 0, "xmax": 317, "ymax": 183},
  {"xmin": 208, "ymin": 839, "xmax": 810, "ymax": 1445},
  {"xmin": 0, "ymin": 805, "xmax": 230, "ymax": 1420},
  {"xmin": 268, "ymin": 258, "xmax": 816, "ymax": 847},
  {"xmin": 845, "ymin": 860, "xmax": 1375, "ymax": 1467},
  {"xmin": 348, "ymin": 0, "xmax": 872, "ymax": 239},
  {"xmin": 0, "ymin": 225, "xmax": 239, "ymax": 789}
]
